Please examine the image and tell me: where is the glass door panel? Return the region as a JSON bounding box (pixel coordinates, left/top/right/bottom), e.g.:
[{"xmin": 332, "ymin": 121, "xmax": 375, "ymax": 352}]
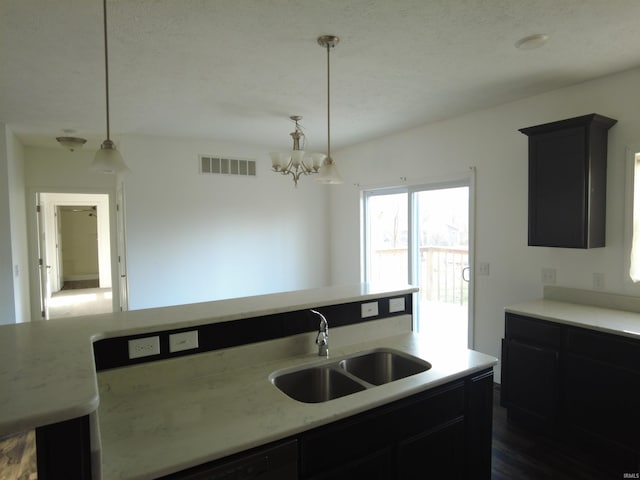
[
  {"xmin": 365, "ymin": 192, "xmax": 408, "ymax": 286},
  {"xmin": 412, "ymin": 187, "xmax": 469, "ymax": 348}
]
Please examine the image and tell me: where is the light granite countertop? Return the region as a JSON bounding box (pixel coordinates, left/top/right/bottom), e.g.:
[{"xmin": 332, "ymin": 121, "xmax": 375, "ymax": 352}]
[
  {"xmin": 0, "ymin": 283, "xmax": 418, "ymax": 437},
  {"xmin": 505, "ymin": 299, "xmax": 640, "ymax": 338},
  {"xmin": 97, "ymin": 317, "xmax": 497, "ymax": 480}
]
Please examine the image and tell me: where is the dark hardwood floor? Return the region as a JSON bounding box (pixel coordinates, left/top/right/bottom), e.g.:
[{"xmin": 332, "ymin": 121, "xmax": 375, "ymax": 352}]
[{"xmin": 491, "ymin": 384, "xmax": 614, "ymax": 480}]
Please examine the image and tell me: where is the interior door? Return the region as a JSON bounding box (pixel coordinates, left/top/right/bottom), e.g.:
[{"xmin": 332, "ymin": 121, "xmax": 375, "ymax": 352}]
[
  {"xmin": 35, "ymin": 194, "xmax": 50, "ymax": 319},
  {"xmin": 116, "ymin": 181, "xmax": 129, "ymax": 311}
]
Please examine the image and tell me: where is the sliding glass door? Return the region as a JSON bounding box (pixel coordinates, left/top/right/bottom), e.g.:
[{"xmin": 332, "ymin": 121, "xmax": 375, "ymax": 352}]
[{"xmin": 364, "ymin": 180, "xmax": 472, "ymax": 348}]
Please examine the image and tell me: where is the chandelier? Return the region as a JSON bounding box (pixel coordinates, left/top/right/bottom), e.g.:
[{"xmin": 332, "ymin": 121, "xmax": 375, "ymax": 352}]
[{"xmin": 270, "ymin": 116, "xmax": 325, "ymax": 187}]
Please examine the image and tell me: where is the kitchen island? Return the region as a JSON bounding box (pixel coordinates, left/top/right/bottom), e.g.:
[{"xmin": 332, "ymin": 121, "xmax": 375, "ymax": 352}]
[{"xmin": 0, "ymin": 284, "xmax": 497, "ymax": 479}]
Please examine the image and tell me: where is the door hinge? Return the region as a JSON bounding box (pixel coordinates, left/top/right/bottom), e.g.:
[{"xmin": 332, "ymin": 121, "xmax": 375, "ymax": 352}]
[
  {"xmin": 36, "ymin": 205, "xmax": 41, "ymax": 213},
  {"xmin": 41, "ymin": 310, "xmax": 45, "ymax": 318},
  {"xmin": 39, "ymin": 258, "xmax": 43, "ymax": 266}
]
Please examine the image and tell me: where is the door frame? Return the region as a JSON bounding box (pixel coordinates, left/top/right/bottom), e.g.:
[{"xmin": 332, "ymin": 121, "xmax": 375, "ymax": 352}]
[
  {"xmin": 27, "ymin": 187, "xmax": 126, "ymax": 320},
  {"xmin": 361, "ymin": 168, "xmax": 476, "ymax": 348}
]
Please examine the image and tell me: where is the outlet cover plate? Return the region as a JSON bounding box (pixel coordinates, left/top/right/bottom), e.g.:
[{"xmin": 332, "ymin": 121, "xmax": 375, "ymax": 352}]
[
  {"xmin": 541, "ymin": 268, "xmax": 557, "ymax": 285},
  {"xmin": 128, "ymin": 336, "xmax": 161, "ymax": 359}
]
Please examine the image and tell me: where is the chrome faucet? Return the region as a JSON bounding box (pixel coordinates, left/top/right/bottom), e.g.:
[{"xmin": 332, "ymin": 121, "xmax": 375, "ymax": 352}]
[{"xmin": 311, "ymin": 309, "xmax": 329, "ymax": 357}]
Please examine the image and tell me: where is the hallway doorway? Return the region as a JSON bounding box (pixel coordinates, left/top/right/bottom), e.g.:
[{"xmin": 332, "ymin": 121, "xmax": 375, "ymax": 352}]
[{"xmin": 35, "ymin": 192, "xmax": 114, "ymax": 319}]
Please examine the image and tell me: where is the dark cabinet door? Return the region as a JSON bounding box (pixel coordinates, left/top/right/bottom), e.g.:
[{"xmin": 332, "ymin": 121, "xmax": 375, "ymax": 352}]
[
  {"xmin": 465, "ymin": 370, "xmax": 494, "ymax": 478},
  {"xmin": 396, "ymin": 418, "xmax": 465, "ymax": 480},
  {"xmin": 299, "ymin": 378, "xmax": 486, "ymax": 480},
  {"xmin": 527, "ymin": 125, "xmax": 588, "ymax": 247},
  {"xmin": 564, "ymin": 353, "xmax": 640, "ymax": 450},
  {"xmin": 503, "ymin": 338, "xmax": 559, "ymax": 429}
]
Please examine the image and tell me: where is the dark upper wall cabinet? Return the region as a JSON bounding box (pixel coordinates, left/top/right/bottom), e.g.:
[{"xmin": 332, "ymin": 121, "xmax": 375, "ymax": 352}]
[{"xmin": 519, "ymin": 113, "xmax": 617, "ymax": 248}]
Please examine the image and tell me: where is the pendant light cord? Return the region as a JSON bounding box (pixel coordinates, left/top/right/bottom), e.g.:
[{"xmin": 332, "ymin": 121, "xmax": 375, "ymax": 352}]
[
  {"xmin": 326, "ymin": 42, "xmax": 331, "ymax": 161},
  {"xmin": 102, "ymin": 0, "xmax": 111, "ymax": 141}
]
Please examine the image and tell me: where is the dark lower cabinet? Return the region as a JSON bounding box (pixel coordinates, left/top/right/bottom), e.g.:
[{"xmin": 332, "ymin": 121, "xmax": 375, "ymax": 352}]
[
  {"xmin": 502, "ymin": 338, "xmax": 559, "ymax": 429},
  {"xmin": 502, "ymin": 312, "xmax": 640, "ymax": 474},
  {"xmin": 36, "ymin": 415, "xmax": 92, "ymax": 480},
  {"xmin": 300, "ymin": 369, "xmax": 493, "ymax": 480},
  {"xmin": 397, "ymin": 418, "xmax": 465, "ymax": 480}
]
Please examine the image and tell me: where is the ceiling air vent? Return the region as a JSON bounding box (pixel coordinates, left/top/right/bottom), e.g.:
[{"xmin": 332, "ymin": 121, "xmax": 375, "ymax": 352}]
[{"xmin": 199, "ymin": 155, "xmax": 256, "ymax": 177}]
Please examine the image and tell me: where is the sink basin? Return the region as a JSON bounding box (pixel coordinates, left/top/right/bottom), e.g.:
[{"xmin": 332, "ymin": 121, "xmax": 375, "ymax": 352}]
[
  {"xmin": 271, "ymin": 366, "xmax": 366, "ymax": 403},
  {"xmin": 270, "ymin": 348, "xmax": 431, "ymax": 403},
  {"xmin": 339, "ymin": 349, "xmax": 431, "ymax": 386}
]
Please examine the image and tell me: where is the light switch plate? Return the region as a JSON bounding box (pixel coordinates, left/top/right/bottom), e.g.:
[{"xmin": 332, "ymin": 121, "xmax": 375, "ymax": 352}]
[
  {"xmin": 361, "ymin": 301, "xmax": 379, "ymax": 318},
  {"xmin": 169, "ymin": 330, "xmax": 199, "ymax": 353},
  {"xmin": 389, "ymin": 297, "xmax": 405, "ymax": 313}
]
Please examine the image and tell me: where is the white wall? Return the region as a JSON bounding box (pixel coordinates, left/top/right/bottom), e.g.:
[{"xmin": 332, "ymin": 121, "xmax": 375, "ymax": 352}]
[
  {"xmin": 329, "ymin": 67, "xmax": 640, "ymax": 381},
  {"xmin": 117, "ymin": 135, "xmax": 330, "ymax": 309},
  {"xmin": 0, "ymin": 124, "xmax": 16, "ymax": 324},
  {"xmin": 6, "ymin": 128, "xmax": 30, "ymax": 323},
  {"xmin": 0, "ymin": 125, "xmax": 30, "ymax": 324},
  {"xmin": 23, "ymin": 137, "xmax": 331, "ymax": 312}
]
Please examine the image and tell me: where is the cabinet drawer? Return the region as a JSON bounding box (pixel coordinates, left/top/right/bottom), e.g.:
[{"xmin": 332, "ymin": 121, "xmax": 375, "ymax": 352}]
[
  {"xmin": 566, "ymin": 327, "xmax": 640, "ymax": 373},
  {"xmin": 505, "ymin": 313, "xmax": 562, "ymax": 348}
]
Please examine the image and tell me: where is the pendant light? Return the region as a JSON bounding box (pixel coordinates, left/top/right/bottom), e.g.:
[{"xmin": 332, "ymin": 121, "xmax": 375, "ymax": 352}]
[
  {"xmin": 90, "ymin": 0, "xmax": 129, "ymax": 174},
  {"xmin": 315, "ymin": 35, "xmax": 343, "ymax": 184}
]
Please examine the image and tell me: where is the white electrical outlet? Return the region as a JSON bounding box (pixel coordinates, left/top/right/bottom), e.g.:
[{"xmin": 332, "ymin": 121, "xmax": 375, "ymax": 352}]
[
  {"xmin": 361, "ymin": 301, "xmax": 379, "ymax": 318},
  {"xmin": 541, "ymin": 268, "xmax": 556, "ymax": 285},
  {"xmin": 128, "ymin": 336, "xmax": 161, "ymax": 359},
  {"xmin": 389, "ymin": 297, "xmax": 405, "ymax": 313},
  {"xmin": 593, "ymin": 272, "xmax": 605, "ymax": 290},
  {"xmin": 169, "ymin": 330, "xmax": 199, "ymax": 353},
  {"xmin": 478, "ymin": 262, "xmax": 490, "ymax": 276}
]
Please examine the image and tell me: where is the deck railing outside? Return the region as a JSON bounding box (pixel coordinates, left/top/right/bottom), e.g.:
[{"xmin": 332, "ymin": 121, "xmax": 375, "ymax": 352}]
[{"xmin": 369, "ymin": 246, "xmax": 469, "ymax": 306}]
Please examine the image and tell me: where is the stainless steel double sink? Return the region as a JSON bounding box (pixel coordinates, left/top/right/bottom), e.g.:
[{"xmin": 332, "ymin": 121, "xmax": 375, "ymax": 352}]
[{"xmin": 269, "ymin": 348, "xmax": 432, "ymax": 403}]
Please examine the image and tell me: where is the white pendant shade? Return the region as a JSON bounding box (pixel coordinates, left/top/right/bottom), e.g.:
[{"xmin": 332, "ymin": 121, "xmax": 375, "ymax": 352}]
[
  {"xmin": 91, "ymin": 141, "xmax": 129, "ymax": 174},
  {"xmin": 316, "ymin": 159, "xmax": 343, "ymax": 184}
]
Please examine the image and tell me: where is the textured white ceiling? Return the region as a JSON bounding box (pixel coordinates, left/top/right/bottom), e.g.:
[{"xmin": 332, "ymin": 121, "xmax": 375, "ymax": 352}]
[{"xmin": 1, "ymin": 0, "xmax": 640, "ymax": 152}]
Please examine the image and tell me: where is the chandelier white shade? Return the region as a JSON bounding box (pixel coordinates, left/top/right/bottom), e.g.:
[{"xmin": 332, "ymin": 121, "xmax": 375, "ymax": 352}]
[
  {"xmin": 270, "ymin": 115, "xmax": 325, "ymax": 187},
  {"xmin": 90, "ymin": 0, "xmax": 129, "ymax": 174}
]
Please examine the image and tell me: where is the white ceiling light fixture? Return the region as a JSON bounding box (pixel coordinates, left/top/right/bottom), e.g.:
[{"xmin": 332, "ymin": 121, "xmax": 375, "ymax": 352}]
[
  {"xmin": 56, "ymin": 130, "xmax": 87, "ymax": 152},
  {"xmin": 270, "ymin": 115, "xmax": 325, "ymax": 187},
  {"xmin": 315, "ymin": 35, "xmax": 343, "ymax": 185},
  {"xmin": 90, "ymin": 0, "xmax": 129, "ymax": 175},
  {"xmin": 515, "ymin": 34, "xmax": 549, "ymax": 50}
]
